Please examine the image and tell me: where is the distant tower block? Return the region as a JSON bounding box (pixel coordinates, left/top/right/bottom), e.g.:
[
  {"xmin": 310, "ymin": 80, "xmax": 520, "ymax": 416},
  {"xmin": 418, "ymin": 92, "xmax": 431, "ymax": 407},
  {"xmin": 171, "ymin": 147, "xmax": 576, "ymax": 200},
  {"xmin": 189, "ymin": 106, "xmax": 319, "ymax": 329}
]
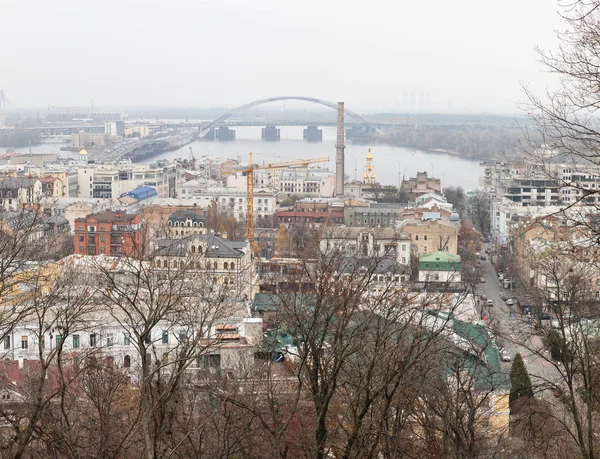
[
  {"xmin": 363, "ymin": 148, "xmax": 376, "ymax": 185},
  {"xmin": 335, "ymin": 102, "xmax": 345, "ymax": 196}
]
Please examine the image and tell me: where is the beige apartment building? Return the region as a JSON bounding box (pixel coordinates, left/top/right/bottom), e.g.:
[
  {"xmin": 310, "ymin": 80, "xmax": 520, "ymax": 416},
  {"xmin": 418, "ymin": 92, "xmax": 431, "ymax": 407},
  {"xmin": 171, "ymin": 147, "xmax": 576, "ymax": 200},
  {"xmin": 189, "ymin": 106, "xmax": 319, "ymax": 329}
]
[{"xmin": 398, "ymin": 218, "xmax": 459, "ymax": 255}]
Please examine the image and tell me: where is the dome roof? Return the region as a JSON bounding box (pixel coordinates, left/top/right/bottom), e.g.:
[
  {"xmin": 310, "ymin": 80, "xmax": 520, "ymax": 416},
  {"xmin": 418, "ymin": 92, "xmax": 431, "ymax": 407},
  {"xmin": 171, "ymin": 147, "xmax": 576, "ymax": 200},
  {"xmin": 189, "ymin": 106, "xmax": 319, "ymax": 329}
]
[
  {"xmin": 450, "ymin": 211, "xmax": 460, "ymax": 222},
  {"xmin": 79, "ymin": 147, "xmax": 88, "ymax": 155}
]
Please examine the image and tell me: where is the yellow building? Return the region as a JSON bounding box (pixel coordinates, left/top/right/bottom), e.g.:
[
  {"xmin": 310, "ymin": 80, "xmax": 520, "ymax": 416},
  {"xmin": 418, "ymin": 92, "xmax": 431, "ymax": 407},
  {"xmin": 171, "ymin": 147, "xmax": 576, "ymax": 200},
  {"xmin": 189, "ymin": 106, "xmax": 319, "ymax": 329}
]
[
  {"xmin": 363, "ymin": 148, "xmax": 376, "ymax": 185},
  {"xmin": 398, "ymin": 218, "xmax": 460, "ymax": 255}
]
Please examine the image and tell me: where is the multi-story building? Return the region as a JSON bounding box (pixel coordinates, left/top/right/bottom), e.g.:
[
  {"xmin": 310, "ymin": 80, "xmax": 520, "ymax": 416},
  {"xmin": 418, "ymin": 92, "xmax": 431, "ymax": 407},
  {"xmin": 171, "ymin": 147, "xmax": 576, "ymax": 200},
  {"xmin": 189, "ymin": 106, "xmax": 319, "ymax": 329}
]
[
  {"xmin": 74, "ymin": 211, "xmax": 142, "ymax": 257},
  {"xmin": 0, "ymin": 177, "xmax": 42, "ymax": 210},
  {"xmin": 154, "ymin": 234, "xmax": 257, "ymax": 301},
  {"xmin": 400, "ymin": 172, "xmax": 441, "ymax": 199},
  {"xmin": 104, "ymin": 120, "xmax": 125, "ymax": 137},
  {"xmin": 71, "ymin": 131, "xmax": 110, "ymax": 148},
  {"xmin": 277, "ymin": 198, "xmax": 344, "ymax": 227},
  {"xmin": 319, "ymin": 227, "xmax": 412, "ymax": 267},
  {"xmin": 77, "ymin": 161, "xmax": 179, "ymax": 199},
  {"xmin": 278, "ymin": 169, "xmax": 336, "ymax": 197},
  {"xmin": 344, "ymin": 202, "xmax": 407, "ymax": 227},
  {"xmin": 418, "ymin": 252, "xmax": 462, "ymax": 283},
  {"xmin": 178, "ymin": 183, "xmax": 276, "ymax": 221},
  {"xmin": 398, "ymin": 216, "xmax": 460, "ymax": 255},
  {"xmin": 490, "ymin": 199, "xmax": 563, "ymax": 245},
  {"xmin": 166, "ymin": 210, "xmax": 207, "ymax": 238},
  {"xmin": 39, "ymin": 176, "xmax": 64, "ymax": 197}
]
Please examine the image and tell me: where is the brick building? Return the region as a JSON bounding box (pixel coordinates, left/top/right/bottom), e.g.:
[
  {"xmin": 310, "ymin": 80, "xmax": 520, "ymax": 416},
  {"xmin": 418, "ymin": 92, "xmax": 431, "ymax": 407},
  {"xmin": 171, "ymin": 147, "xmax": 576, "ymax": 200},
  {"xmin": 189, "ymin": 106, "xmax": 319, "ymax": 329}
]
[
  {"xmin": 74, "ymin": 211, "xmax": 142, "ymax": 257},
  {"xmin": 277, "ymin": 199, "xmax": 344, "ymax": 228}
]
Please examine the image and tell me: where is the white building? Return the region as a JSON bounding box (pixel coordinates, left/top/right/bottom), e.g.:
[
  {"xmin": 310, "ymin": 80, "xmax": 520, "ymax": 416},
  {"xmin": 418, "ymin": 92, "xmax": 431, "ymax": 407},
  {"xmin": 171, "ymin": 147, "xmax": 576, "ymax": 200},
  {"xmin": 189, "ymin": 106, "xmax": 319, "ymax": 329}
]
[
  {"xmin": 178, "ymin": 181, "xmax": 276, "ymax": 221},
  {"xmin": 104, "ymin": 120, "xmax": 125, "ymax": 137},
  {"xmin": 77, "ymin": 162, "xmax": 179, "ymax": 199},
  {"xmin": 319, "ymin": 227, "xmax": 412, "ymax": 266},
  {"xmin": 0, "ymin": 178, "xmax": 43, "ymax": 211},
  {"xmin": 279, "ymin": 169, "xmax": 336, "ymax": 197}
]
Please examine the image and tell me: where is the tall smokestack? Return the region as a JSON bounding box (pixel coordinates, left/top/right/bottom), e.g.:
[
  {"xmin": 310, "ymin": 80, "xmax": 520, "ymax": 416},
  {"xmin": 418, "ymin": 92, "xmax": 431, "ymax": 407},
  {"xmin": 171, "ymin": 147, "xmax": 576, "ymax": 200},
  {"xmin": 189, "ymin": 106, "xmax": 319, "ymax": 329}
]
[{"xmin": 335, "ymin": 102, "xmax": 345, "ymax": 196}]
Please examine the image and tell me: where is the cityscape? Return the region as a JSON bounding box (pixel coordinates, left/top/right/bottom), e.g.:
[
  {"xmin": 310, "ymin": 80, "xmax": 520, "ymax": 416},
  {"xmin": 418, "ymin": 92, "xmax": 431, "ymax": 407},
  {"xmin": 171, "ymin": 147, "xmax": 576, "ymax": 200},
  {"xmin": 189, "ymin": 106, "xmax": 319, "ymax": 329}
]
[{"xmin": 1, "ymin": 1, "xmax": 600, "ymax": 458}]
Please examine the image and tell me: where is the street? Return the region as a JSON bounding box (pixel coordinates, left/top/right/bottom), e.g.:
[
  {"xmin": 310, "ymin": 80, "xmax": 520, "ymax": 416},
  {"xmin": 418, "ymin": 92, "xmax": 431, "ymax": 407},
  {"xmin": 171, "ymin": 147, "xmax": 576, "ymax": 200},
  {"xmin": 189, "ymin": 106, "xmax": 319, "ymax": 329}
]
[{"xmin": 476, "ymin": 248, "xmax": 560, "ymax": 387}]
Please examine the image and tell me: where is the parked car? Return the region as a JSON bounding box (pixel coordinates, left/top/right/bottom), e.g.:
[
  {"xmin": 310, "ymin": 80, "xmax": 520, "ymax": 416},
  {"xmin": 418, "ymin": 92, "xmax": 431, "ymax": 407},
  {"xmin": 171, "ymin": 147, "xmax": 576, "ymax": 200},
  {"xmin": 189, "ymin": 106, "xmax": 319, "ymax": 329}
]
[
  {"xmin": 480, "ymin": 255, "xmax": 486, "ymax": 261},
  {"xmin": 503, "ymin": 279, "xmax": 512, "ymax": 289},
  {"xmin": 498, "ymin": 274, "xmax": 504, "ymax": 282},
  {"xmin": 539, "ymin": 313, "xmax": 552, "ymax": 321},
  {"xmin": 487, "ymin": 300, "xmax": 493, "ymax": 307},
  {"xmin": 483, "ymin": 236, "xmax": 490, "ymax": 243},
  {"xmin": 501, "ymin": 350, "xmax": 512, "ymax": 362},
  {"xmin": 506, "ymin": 299, "xmax": 514, "ymax": 306},
  {"xmin": 500, "ymin": 292, "xmax": 508, "ymax": 301},
  {"xmin": 551, "ymin": 319, "xmax": 561, "ymax": 329},
  {"xmin": 479, "ymin": 277, "xmax": 485, "ymax": 283}
]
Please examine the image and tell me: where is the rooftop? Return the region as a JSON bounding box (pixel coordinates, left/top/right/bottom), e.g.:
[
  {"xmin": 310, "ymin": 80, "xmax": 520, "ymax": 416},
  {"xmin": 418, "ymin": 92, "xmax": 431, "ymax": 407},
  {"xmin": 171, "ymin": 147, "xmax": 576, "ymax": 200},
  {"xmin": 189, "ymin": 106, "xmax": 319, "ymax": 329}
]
[
  {"xmin": 419, "ymin": 251, "xmax": 461, "ymax": 263},
  {"xmin": 155, "ymin": 234, "xmax": 248, "ymax": 258}
]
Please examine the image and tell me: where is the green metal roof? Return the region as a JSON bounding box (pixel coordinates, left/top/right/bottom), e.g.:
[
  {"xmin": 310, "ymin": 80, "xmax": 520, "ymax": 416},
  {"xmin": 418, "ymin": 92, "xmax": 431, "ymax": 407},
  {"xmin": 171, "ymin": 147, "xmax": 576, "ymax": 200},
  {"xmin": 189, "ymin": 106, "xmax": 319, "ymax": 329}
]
[{"xmin": 419, "ymin": 251, "xmax": 461, "ymax": 263}]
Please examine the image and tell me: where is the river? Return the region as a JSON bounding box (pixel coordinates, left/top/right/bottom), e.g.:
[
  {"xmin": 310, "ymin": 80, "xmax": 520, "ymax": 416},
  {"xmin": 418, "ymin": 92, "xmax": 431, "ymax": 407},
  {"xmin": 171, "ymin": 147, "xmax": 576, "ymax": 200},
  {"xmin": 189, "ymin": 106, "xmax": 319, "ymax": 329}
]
[{"xmin": 7, "ymin": 126, "xmax": 484, "ymax": 190}]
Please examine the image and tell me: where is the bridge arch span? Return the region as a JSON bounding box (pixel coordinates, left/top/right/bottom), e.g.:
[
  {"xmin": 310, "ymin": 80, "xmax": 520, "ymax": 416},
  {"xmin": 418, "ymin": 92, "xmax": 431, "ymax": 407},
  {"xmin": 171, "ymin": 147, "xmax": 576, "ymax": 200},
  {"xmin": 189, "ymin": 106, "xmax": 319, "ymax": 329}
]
[{"xmin": 199, "ymin": 96, "xmax": 372, "ymax": 138}]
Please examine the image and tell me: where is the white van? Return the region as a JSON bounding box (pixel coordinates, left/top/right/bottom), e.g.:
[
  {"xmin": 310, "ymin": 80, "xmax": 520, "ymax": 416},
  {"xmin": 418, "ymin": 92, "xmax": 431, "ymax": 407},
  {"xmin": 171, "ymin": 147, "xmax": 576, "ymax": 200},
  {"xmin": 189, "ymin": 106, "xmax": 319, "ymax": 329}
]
[{"xmin": 503, "ymin": 279, "xmax": 511, "ymax": 289}]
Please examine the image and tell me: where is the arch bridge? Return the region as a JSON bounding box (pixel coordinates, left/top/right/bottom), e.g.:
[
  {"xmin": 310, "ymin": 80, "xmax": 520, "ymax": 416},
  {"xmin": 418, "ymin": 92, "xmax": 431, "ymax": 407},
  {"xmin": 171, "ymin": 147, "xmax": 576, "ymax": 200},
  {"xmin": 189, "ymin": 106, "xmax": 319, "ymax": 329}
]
[{"xmin": 199, "ymin": 96, "xmax": 378, "ymax": 138}]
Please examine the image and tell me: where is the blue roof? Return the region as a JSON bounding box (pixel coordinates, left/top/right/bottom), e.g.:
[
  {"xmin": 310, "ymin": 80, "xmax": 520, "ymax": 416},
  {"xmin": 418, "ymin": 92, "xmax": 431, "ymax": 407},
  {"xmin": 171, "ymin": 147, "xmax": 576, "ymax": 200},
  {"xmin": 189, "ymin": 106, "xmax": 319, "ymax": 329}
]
[{"xmin": 120, "ymin": 186, "xmax": 158, "ymax": 201}]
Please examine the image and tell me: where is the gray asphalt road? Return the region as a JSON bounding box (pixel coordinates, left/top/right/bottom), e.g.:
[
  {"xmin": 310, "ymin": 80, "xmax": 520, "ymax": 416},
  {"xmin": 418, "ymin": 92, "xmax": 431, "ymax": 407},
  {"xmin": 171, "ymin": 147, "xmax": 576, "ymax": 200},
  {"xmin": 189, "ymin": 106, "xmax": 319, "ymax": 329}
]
[{"xmin": 477, "ymin": 247, "xmax": 559, "ymax": 388}]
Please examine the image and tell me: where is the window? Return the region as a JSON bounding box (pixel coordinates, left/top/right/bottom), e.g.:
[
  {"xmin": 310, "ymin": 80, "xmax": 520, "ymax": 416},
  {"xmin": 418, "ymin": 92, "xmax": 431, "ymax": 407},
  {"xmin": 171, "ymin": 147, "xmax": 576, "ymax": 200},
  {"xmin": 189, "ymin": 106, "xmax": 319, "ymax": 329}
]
[
  {"xmin": 179, "ymin": 330, "xmax": 186, "ymax": 342},
  {"xmin": 213, "ymin": 262, "xmax": 217, "ymax": 270},
  {"xmin": 230, "ymin": 262, "xmax": 235, "ymax": 270},
  {"xmin": 162, "ymin": 331, "xmax": 168, "ymax": 344},
  {"xmin": 55, "ymin": 335, "xmax": 62, "ymax": 347},
  {"xmin": 223, "ymin": 262, "xmax": 228, "ymax": 270},
  {"xmin": 90, "ymin": 333, "xmax": 97, "ymax": 347},
  {"xmin": 423, "ymin": 246, "xmax": 428, "ymax": 253},
  {"xmin": 124, "ymin": 355, "xmax": 131, "ymax": 368},
  {"xmin": 424, "ymin": 235, "xmax": 428, "ymax": 241},
  {"xmin": 124, "ymin": 333, "xmax": 130, "ymax": 346},
  {"xmin": 106, "ymin": 333, "xmax": 114, "ymax": 346},
  {"xmin": 73, "ymin": 334, "xmax": 80, "ymax": 348},
  {"xmin": 3, "ymin": 336, "xmax": 9, "ymax": 350},
  {"xmin": 415, "ymin": 235, "xmax": 419, "ymax": 241},
  {"xmin": 21, "ymin": 336, "xmax": 28, "ymax": 349},
  {"xmin": 78, "ymin": 235, "xmax": 84, "ymax": 242},
  {"xmin": 144, "ymin": 333, "xmax": 151, "ymax": 344},
  {"xmin": 41, "ymin": 336, "xmax": 45, "ymax": 349}
]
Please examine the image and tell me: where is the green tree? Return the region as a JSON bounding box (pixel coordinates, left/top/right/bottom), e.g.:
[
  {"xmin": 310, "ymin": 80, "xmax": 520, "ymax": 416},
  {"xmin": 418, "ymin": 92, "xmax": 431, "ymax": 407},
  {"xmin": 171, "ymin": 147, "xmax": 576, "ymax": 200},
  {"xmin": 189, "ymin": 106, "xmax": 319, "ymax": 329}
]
[{"xmin": 509, "ymin": 353, "xmax": 533, "ymax": 404}]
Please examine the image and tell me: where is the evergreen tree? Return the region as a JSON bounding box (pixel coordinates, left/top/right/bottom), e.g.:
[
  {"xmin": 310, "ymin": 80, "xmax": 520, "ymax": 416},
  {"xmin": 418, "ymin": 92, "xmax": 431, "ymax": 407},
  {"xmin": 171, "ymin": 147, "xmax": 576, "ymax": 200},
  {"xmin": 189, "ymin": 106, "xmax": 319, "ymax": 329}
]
[{"xmin": 509, "ymin": 352, "xmax": 534, "ymax": 404}]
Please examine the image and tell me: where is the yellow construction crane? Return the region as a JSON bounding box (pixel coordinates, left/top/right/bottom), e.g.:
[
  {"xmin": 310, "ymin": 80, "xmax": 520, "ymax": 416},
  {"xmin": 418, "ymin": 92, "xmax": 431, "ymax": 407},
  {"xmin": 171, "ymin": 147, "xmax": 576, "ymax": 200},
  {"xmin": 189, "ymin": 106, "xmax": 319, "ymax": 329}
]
[{"xmin": 224, "ymin": 152, "xmax": 329, "ymax": 254}]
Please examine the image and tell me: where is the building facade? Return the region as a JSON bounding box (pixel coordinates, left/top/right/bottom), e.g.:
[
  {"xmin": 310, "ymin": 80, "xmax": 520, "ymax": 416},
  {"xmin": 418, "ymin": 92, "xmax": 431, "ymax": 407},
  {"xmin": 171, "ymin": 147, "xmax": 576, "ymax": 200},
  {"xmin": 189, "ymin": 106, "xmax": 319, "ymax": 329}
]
[{"xmin": 74, "ymin": 211, "xmax": 142, "ymax": 257}]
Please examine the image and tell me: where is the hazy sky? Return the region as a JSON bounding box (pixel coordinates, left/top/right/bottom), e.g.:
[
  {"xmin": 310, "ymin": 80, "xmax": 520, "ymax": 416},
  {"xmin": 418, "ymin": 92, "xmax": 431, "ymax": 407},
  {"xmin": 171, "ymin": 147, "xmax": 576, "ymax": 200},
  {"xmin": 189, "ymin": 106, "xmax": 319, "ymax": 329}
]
[{"xmin": 1, "ymin": 0, "xmax": 562, "ymax": 113}]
